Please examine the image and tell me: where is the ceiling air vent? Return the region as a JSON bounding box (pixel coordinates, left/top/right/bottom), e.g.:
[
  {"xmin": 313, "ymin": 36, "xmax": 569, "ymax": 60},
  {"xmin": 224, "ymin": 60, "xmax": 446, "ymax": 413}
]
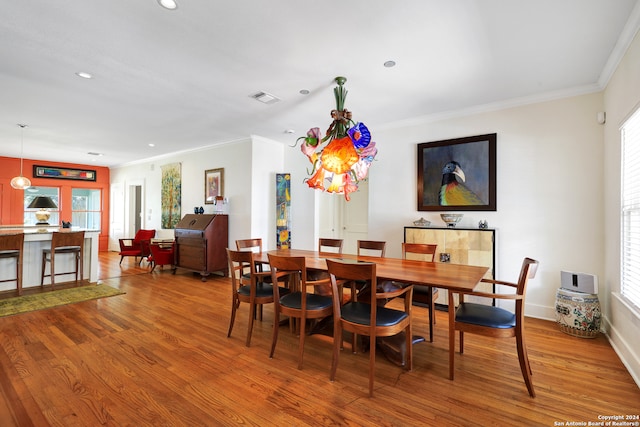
[{"xmin": 250, "ymin": 91, "xmax": 280, "ymax": 105}]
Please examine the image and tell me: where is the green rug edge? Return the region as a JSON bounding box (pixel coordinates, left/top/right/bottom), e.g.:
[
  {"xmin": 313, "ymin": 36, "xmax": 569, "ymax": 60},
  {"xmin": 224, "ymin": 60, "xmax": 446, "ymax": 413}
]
[{"xmin": 0, "ymin": 284, "xmax": 126, "ymax": 318}]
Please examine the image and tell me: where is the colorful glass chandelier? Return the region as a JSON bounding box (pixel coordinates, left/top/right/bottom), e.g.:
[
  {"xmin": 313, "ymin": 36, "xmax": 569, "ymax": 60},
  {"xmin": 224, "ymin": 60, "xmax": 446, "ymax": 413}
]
[{"xmin": 297, "ymin": 76, "xmax": 377, "ymax": 201}]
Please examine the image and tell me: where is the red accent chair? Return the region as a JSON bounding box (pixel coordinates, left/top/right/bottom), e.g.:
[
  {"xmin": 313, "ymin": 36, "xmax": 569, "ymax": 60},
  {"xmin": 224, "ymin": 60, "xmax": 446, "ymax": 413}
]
[
  {"xmin": 118, "ymin": 229, "xmax": 156, "ymax": 265},
  {"xmin": 148, "ymin": 241, "xmax": 175, "ymax": 272}
]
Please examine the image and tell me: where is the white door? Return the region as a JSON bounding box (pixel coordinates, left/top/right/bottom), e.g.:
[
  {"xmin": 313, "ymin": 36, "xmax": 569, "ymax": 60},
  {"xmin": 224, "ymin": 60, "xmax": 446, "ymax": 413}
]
[
  {"xmin": 339, "ymin": 178, "xmax": 368, "ymax": 254},
  {"xmin": 109, "ymin": 182, "xmax": 125, "ymax": 251},
  {"xmin": 318, "ymin": 191, "xmax": 340, "ymax": 240}
]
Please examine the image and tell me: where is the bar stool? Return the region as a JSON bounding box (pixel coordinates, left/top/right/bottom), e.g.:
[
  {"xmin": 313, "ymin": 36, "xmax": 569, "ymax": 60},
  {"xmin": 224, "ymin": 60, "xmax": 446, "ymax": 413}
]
[
  {"xmin": 41, "ymin": 231, "xmax": 85, "ymax": 289},
  {"xmin": 0, "ymin": 233, "xmax": 25, "ymax": 296}
]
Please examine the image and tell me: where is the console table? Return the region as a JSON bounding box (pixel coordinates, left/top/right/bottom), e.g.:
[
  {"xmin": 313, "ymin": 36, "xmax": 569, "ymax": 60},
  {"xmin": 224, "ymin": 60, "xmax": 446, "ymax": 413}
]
[{"xmin": 404, "ymin": 226, "xmax": 495, "ymax": 307}]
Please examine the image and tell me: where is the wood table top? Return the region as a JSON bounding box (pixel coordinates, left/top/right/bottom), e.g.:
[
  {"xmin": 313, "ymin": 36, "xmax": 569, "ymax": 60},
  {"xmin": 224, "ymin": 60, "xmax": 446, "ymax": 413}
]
[{"xmin": 258, "ymin": 248, "xmax": 488, "ymax": 292}]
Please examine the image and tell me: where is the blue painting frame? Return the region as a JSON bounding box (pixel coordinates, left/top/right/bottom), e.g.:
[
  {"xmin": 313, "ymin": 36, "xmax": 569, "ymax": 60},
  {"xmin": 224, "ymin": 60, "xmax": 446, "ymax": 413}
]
[{"xmin": 417, "ymin": 133, "xmax": 496, "ymax": 211}]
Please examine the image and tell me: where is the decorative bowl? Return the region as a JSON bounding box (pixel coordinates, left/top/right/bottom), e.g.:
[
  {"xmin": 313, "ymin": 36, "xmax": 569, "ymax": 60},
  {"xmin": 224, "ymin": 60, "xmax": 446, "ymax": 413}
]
[
  {"xmin": 413, "ymin": 217, "xmax": 430, "ymax": 227},
  {"xmin": 440, "ymin": 213, "xmax": 463, "ymax": 227}
]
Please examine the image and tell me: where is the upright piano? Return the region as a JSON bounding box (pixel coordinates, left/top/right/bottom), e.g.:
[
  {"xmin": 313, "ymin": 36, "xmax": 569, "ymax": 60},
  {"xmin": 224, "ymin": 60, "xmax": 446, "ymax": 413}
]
[{"xmin": 174, "ymin": 214, "xmax": 228, "ymax": 281}]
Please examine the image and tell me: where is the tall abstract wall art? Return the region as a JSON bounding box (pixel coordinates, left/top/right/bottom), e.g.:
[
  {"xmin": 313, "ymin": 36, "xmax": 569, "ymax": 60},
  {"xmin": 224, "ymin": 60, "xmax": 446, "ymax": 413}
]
[
  {"xmin": 161, "ymin": 162, "xmax": 182, "ymax": 229},
  {"xmin": 276, "ymin": 173, "xmax": 291, "ymax": 249}
]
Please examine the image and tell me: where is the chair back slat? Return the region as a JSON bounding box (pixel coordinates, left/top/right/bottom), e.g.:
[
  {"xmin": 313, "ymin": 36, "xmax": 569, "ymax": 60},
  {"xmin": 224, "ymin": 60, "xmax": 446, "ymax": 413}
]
[
  {"xmin": 318, "ymin": 238, "xmax": 343, "ymax": 254},
  {"xmin": 357, "ymin": 240, "xmax": 386, "ymax": 257},
  {"xmin": 227, "ymin": 248, "xmax": 256, "ymax": 283},
  {"xmin": 51, "ymin": 231, "xmax": 84, "ymax": 251},
  {"xmin": 517, "ymin": 257, "xmax": 538, "ymax": 296},
  {"xmin": 0, "ymin": 233, "xmax": 24, "ymax": 251},
  {"xmin": 402, "ymin": 243, "xmax": 437, "ymax": 262},
  {"xmin": 236, "ymin": 238, "xmax": 263, "ymax": 253}
]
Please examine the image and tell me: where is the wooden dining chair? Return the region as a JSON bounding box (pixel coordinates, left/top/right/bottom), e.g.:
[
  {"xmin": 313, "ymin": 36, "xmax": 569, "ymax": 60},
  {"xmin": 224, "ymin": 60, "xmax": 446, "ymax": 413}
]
[
  {"xmin": 448, "ymin": 257, "xmax": 539, "ymax": 397},
  {"xmin": 402, "ymin": 242, "xmax": 439, "ymax": 342},
  {"xmin": 268, "ymin": 253, "xmax": 334, "ymax": 369},
  {"xmin": 318, "ymin": 238, "xmax": 343, "ymax": 254},
  {"xmin": 41, "ymin": 231, "xmax": 85, "ymax": 290},
  {"xmin": 236, "ymin": 237, "xmax": 271, "ymax": 290},
  {"xmin": 236, "ymin": 238, "xmax": 263, "ymax": 253},
  {"xmin": 327, "ymin": 258, "xmax": 414, "ymax": 397},
  {"xmin": 357, "ymin": 240, "xmax": 386, "ymax": 257},
  {"xmin": 0, "ymin": 233, "xmax": 25, "ymax": 296},
  {"xmin": 226, "ymin": 248, "xmax": 287, "ymax": 347}
]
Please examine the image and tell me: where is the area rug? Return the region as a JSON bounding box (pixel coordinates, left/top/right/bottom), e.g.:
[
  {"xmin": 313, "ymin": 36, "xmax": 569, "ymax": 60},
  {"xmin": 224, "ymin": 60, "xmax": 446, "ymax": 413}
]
[{"xmin": 0, "ymin": 284, "xmax": 125, "ymax": 318}]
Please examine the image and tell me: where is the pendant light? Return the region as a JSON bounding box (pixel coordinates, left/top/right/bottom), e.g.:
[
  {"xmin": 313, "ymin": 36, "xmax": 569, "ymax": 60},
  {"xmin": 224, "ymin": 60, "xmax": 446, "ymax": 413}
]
[
  {"xmin": 10, "ymin": 124, "xmax": 31, "ymax": 190},
  {"xmin": 296, "ymin": 77, "xmax": 377, "ymax": 201}
]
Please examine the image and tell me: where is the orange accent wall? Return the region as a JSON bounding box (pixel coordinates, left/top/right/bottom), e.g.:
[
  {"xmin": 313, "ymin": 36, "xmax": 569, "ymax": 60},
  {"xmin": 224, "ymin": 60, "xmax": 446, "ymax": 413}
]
[{"xmin": 0, "ymin": 156, "xmax": 110, "ymax": 251}]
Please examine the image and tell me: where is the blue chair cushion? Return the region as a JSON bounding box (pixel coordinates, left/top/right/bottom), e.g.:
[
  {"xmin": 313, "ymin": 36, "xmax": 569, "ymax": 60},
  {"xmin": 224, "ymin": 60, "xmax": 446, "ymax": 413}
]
[
  {"xmin": 341, "ymin": 302, "xmax": 408, "ymax": 327},
  {"xmin": 455, "ymin": 302, "xmax": 515, "ymax": 329},
  {"xmin": 238, "ymin": 283, "xmax": 278, "ymax": 298},
  {"xmin": 280, "ymin": 292, "xmax": 332, "ymax": 310}
]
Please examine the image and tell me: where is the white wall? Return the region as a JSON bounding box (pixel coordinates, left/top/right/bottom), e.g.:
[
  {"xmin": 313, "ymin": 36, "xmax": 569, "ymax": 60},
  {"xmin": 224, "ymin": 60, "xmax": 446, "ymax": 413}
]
[
  {"xmin": 110, "ymin": 138, "xmax": 253, "ymax": 248},
  {"xmin": 250, "ymin": 136, "xmax": 284, "ymax": 249},
  {"xmin": 603, "ymin": 29, "xmax": 640, "ymax": 386},
  {"xmin": 362, "ymin": 92, "xmax": 605, "ymax": 321}
]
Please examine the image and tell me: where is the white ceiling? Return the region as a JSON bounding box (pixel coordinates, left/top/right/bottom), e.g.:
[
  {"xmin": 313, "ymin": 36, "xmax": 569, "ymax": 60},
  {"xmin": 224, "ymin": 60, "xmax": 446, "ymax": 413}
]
[{"xmin": 1, "ymin": 0, "xmax": 639, "ymax": 167}]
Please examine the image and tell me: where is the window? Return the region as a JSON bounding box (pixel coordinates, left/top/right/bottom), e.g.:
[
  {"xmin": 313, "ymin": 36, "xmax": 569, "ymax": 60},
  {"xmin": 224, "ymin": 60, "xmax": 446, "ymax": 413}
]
[
  {"xmin": 24, "ymin": 187, "xmax": 59, "ymax": 226},
  {"xmin": 72, "ymin": 188, "xmax": 101, "ymax": 229},
  {"xmin": 621, "ymin": 106, "xmax": 640, "ymax": 310}
]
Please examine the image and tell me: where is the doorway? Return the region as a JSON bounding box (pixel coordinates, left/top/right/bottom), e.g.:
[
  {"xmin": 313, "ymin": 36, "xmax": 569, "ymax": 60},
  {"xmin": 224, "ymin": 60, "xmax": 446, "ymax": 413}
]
[{"xmin": 317, "ymin": 178, "xmax": 369, "ymax": 254}]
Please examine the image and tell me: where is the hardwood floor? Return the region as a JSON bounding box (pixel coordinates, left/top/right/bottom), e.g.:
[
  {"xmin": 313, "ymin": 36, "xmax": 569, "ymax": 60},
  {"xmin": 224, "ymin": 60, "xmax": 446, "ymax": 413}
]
[{"xmin": 0, "ymin": 252, "xmax": 638, "ymax": 426}]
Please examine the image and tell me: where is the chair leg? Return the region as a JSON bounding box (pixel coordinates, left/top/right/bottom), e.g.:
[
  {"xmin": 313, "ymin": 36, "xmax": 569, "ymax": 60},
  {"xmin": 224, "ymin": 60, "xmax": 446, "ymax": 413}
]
[
  {"xmin": 427, "ymin": 288, "xmax": 434, "ymax": 342},
  {"xmin": 330, "ymin": 325, "xmax": 342, "ymax": 382},
  {"xmin": 448, "ymin": 299, "xmax": 456, "ymax": 380},
  {"xmin": 368, "ymin": 335, "xmax": 376, "ymax": 397},
  {"xmin": 246, "ymin": 301, "xmax": 256, "ymax": 347},
  {"xmin": 50, "ymin": 252, "xmax": 56, "ymax": 290},
  {"xmin": 516, "ymin": 331, "xmax": 535, "ymax": 397},
  {"xmin": 41, "ymin": 254, "xmax": 46, "ymax": 287},
  {"xmin": 269, "ymin": 309, "xmax": 280, "ymax": 359},
  {"xmin": 75, "ymin": 251, "xmax": 80, "ymax": 284},
  {"xmin": 227, "ymin": 297, "xmax": 238, "ymax": 339},
  {"xmin": 297, "ymin": 315, "xmax": 306, "ymax": 370},
  {"xmin": 16, "ymin": 255, "xmax": 23, "ymax": 296},
  {"xmin": 119, "ymin": 256, "xmax": 124, "ymax": 265},
  {"xmin": 405, "ymin": 324, "xmax": 413, "ymax": 371}
]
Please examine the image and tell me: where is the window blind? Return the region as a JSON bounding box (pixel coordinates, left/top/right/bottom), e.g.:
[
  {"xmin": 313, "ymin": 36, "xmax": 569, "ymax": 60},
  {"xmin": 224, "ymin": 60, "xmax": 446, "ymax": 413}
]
[{"xmin": 621, "ymin": 107, "xmax": 640, "ymax": 310}]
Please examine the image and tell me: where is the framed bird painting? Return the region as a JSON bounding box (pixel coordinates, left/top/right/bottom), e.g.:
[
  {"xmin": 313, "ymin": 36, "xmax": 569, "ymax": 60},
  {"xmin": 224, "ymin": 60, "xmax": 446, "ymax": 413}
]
[{"xmin": 417, "ymin": 133, "xmax": 496, "ymax": 211}]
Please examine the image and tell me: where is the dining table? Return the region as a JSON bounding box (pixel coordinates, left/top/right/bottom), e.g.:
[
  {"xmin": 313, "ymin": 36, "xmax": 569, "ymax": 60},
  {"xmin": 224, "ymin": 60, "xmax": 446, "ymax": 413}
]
[
  {"xmin": 256, "ymin": 248, "xmax": 488, "ymax": 293},
  {"xmin": 255, "ymin": 248, "xmax": 489, "ymax": 364}
]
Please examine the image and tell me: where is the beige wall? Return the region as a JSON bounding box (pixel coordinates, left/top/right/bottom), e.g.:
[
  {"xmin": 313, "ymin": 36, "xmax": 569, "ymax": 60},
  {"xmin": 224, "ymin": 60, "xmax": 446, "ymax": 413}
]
[{"xmin": 604, "ymin": 29, "xmax": 640, "ymax": 386}]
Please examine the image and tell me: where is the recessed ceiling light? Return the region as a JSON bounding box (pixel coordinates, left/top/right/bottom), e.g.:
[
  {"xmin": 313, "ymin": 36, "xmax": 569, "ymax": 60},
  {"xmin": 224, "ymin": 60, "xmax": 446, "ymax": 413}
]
[
  {"xmin": 148, "ymin": 143, "xmax": 155, "ymax": 147},
  {"xmin": 87, "ymin": 152, "xmax": 103, "ymax": 156},
  {"xmin": 158, "ymin": 0, "xmax": 178, "ymax": 10},
  {"xmin": 383, "ymin": 60, "xmax": 396, "ymax": 68},
  {"xmin": 299, "ymin": 89, "xmax": 310, "ymax": 95},
  {"xmin": 76, "ymin": 71, "xmax": 93, "ymax": 79},
  {"xmin": 284, "ymin": 129, "xmax": 295, "ymax": 134}
]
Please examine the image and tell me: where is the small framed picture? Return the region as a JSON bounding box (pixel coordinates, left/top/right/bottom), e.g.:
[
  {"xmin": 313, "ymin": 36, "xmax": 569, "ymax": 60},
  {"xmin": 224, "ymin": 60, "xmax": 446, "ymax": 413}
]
[{"xmin": 204, "ymin": 168, "xmax": 224, "ymax": 204}]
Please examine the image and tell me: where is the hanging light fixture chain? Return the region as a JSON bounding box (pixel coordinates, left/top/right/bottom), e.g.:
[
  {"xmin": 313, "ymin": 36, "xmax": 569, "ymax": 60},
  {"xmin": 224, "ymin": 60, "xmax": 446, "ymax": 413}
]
[
  {"xmin": 10, "ymin": 123, "xmax": 32, "ymax": 190},
  {"xmin": 18, "ymin": 124, "xmax": 27, "ymax": 175}
]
